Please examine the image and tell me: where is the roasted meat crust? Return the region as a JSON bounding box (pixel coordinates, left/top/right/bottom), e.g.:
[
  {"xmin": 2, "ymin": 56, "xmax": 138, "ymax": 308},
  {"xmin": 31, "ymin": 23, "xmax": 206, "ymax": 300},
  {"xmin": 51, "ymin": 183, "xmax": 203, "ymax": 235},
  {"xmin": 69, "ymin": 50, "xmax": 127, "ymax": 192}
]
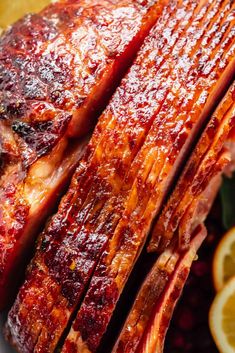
[
  {"xmin": 62, "ymin": 1, "xmax": 235, "ymax": 352},
  {"xmin": 112, "ymin": 226, "xmax": 206, "ymax": 353},
  {"xmin": 0, "ymin": 0, "xmax": 165, "ymax": 308},
  {"xmin": 112, "ymin": 241, "xmax": 180, "ymax": 353},
  {"xmin": 0, "ymin": 0, "xmax": 164, "ymax": 164},
  {"xmin": 113, "ymin": 82, "xmax": 235, "ymax": 352},
  {"xmin": 137, "ymin": 226, "xmax": 207, "ymax": 353},
  {"xmin": 6, "ymin": 1, "xmax": 235, "ymax": 352},
  {"xmin": 149, "ymin": 82, "xmax": 235, "ymax": 253}
]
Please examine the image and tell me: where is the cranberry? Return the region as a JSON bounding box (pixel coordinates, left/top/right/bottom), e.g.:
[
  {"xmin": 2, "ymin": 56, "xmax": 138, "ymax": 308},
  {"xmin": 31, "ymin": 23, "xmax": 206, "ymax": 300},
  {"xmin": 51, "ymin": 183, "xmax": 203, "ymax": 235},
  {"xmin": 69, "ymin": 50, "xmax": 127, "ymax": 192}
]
[
  {"xmin": 191, "ymin": 261, "xmax": 209, "ymax": 277},
  {"xmin": 176, "ymin": 307, "xmax": 195, "ymax": 331}
]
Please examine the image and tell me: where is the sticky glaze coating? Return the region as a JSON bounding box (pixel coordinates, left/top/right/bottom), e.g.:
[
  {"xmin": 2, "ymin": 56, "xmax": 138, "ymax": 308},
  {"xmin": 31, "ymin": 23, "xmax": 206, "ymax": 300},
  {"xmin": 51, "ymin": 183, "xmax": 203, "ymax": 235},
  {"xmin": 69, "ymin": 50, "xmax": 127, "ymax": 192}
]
[
  {"xmin": 62, "ymin": 1, "xmax": 235, "ymax": 352},
  {"xmin": 114, "ymin": 83, "xmax": 235, "ymax": 353},
  {"xmin": 112, "ymin": 227, "xmax": 206, "ymax": 353},
  {"xmin": 0, "ymin": 0, "xmax": 165, "ymax": 308},
  {"xmin": 149, "ymin": 82, "xmax": 235, "ymax": 253},
  {"xmin": 137, "ymin": 227, "xmax": 206, "ymax": 353},
  {"xmin": 6, "ymin": 0, "xmax": 235, "ymax": 352},
  {"xmin": 0, "ymin": 0, "xmax": 163, "ymax": 163},
  {"xmin": 112, "ymin": 243, "xmax": 180, "ymax": 353}
]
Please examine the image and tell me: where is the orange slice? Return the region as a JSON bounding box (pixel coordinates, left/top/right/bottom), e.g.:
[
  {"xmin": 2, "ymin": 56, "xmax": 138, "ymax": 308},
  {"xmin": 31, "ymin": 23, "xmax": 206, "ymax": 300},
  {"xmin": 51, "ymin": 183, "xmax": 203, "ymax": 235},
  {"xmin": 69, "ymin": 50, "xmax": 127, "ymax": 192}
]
[
  {"xmin": 213, "ymin": 227, "xmax": 235, "ymax": 292},
  {"xmin": 0, "ymin": 0, "xmax": 51, "ymax": 29},
  {"xmin": 209, "ymin": 277, "xmax": 235, "ymax": 353}
]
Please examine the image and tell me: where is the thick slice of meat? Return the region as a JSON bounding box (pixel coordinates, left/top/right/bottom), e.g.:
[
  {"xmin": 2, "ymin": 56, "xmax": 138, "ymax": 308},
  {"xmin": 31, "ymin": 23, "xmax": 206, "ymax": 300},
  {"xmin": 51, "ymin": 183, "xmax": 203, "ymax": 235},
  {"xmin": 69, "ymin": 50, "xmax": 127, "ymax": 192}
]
[
  {"xmin": 114, "ymin": 85, "xmax": 235, "ymax": 353},
  {"xmin": 113, "ymin": 150, "xmax": 231, "ymax": 353},
  {"xmin": 136, "ymin": 226, "xmax": 206, "ymax": 353},
  {"xmin": 112, "ymin": 226, "xmax": 206, "ymax": 353},
  {"xmin": 111, "ymin": 242, "xmax": 181, "ymax": 353},
  {"xmin": 149, "ymin": 82, "xmax": 235, "ymax": 253},
  {"xmin": 60, "ymin": 2, "xmax": 235, "ymax": 352},
  {"xmin": 0, "ymin": 0, "xmax": 166, "ymax": 308},
  {"xmin": 6, "ymin": 1, "xmax": 235, "ymax": 352}
]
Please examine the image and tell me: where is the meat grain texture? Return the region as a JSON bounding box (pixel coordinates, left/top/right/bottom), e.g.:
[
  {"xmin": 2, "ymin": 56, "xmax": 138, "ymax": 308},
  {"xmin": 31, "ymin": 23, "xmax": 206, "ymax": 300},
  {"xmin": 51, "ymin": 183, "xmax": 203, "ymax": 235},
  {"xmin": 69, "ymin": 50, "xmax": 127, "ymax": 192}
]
[{"xmin": 3, "ymin": 0, "xmax": 235, "ymax": 353}]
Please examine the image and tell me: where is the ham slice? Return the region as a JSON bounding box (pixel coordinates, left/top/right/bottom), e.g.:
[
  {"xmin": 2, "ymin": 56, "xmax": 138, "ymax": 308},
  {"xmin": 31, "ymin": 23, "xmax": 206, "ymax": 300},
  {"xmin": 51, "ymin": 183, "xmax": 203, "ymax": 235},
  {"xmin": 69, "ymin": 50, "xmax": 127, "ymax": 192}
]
[
  {"xmin": 112, "ymin": 226, "xmax": 206, "ymax": 353},
  {"xmin": 113, "ymin": 83, "xmax": 235, "ymax": 353},
  {"xmin": 6, "ymin": 1, "xmax": 235, "ymax": 352},
  {"xmin": 137, "ymin": 226, "xmax": 206, "ymax": 353},
  {"xmin": 0, "ymin": 0, "xmax": 165, "ymax": 308},
  {"xmin": 149, "ymin": 82, "xmax": 235, "ymax": 253},
  {"xmin": 61, "ymin": 2, "xmax": 235, "ymax": 352},
  {"xmin": 111, "ymin": 241, "xmax": 181, "ymax": 353}
]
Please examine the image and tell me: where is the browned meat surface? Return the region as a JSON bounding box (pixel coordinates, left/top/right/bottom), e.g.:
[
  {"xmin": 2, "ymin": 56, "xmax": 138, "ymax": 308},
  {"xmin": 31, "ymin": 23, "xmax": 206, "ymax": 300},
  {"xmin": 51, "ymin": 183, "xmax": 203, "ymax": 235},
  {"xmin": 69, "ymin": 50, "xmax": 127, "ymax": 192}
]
[
  {"xmin": 149, "ymin": 82, "xmax": 235, "ymax": 253},
  {"xmin": 112, "ymin": 240, "xmax": 181, "ymax": 353},
  {"xmin": 0, "ymin": 0, "xmax": 165, "ymax": 308},
  {"xmin": 137, "ymin": 227, "xmax": 206, "ymax": 353},
  {"xmin": 5, "ymin": 1, "xmax": 235, "ymax": 353},
  {"xmin": 61, "ymin": 1, "xmax": 235, "ymax": 352},
  {"xmin": 113, "ymin": 83, "xmax": 235, "ymax": 353}
]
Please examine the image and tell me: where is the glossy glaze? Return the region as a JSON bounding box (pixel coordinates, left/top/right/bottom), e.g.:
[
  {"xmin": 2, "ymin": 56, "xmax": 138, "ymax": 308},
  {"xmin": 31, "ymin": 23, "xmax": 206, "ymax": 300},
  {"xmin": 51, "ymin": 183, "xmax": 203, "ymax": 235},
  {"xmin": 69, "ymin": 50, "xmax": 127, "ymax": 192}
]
[
  {"xmin": 150, "ymin": 82, "xmax": 235, "ymax": 252},
  {"xmin": 137, "ymin": 228, "xmax": 206, "ymax": 353},
  {"xmin": 62, "ymin": 1, "xmax": 235, "ymax": 351},
  {"xmin": 114, "ymin": 82, "xmax": 235, "ymax": 353},
  {"xmin": 0, "ymin": 0, "xmax": 164, "ymax": 309},
  {"xmin": 6, "ymin": 0, "xmax": 235, "ymax": 352},
  {"xmin": 4, "ymin": 0, "xmax": 168, "ymax": 351}
]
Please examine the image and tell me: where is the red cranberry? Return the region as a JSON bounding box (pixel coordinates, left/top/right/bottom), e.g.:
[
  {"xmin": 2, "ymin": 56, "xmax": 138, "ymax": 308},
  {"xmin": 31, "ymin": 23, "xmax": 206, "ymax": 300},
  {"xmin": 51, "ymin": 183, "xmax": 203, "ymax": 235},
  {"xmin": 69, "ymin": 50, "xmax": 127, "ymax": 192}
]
[
  {"xmin": 176, "ymin": 307, "xmax": 195, "ymax": 331},
  {"xmin": 191, "ymin": 261, "xmax": 209, "ymax": 277}
]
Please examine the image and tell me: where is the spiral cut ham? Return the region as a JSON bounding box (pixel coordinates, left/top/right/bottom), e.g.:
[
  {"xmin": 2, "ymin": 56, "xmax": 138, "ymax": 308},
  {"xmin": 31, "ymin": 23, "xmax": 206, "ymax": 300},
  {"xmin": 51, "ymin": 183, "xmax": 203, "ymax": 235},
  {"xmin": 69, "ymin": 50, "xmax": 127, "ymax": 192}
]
[
  {"xmin": 5, "ymin": 1, "xmax": 235, "ymax": 353},
  {"xmin": 6, "ymin": 1, "xmax": 235, "ymax": 353},
  {"xmin": 0, "ymin": 0, "xmax": 166, "ymax": 308},
  {"xmin": 112, "ymin": 226, "xmax": 207, "ymax": 353},
  {"xmin": 137, "ymin": 226, "xmax": 207, "ymax": 353},
  {"xmin": 113, "ymin": 81, "xmax": 235, "ymax": 353},
  {"xmin": 149, "ymin": 82, "xmax": 235, "ymax": 253},
  {"xmin": 60, "ymin": 1, "xmax": 235, "ymax": 352}
]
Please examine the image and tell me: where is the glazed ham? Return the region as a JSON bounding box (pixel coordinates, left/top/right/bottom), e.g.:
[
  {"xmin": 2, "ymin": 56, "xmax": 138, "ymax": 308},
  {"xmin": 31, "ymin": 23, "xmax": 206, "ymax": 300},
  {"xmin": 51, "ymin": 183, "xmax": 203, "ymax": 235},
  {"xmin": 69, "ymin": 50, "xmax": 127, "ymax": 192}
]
[
  {"xmin": 0, "ymin": 0, "xmax": 166, "ymax": 308},
  {"xmin": 113, "ymin": 226, "xmax": 206, "ymax": 353},
  {"xmin": 61, "ymin": 1, "xmax": 235, "ymax": 352},
  {"xmin": 149, "ymin": 81, "xmax": 235, "ymax": 253},
  {"xmin": 137, "ymin": 227, "xmax": 207, "ymax": 353},
  {"xmin": 113, "ymin": 82, "xmax": 235, "ymax": 353},
  {"xmin": 5, "ymin": 1, "xmax": 235, "ymax": 352}
]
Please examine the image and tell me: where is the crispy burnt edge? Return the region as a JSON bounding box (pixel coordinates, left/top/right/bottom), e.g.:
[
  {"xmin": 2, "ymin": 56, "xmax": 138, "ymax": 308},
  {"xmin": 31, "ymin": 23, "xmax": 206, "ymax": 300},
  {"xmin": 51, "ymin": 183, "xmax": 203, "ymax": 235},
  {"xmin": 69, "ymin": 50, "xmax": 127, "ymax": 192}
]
[
  {"xmin": 0, "ymin": 0, "xmax": 168, "ymax": 310},
  {"xmin": 0, "ymin": 0, "xmax": 167, "ymax": 165}
]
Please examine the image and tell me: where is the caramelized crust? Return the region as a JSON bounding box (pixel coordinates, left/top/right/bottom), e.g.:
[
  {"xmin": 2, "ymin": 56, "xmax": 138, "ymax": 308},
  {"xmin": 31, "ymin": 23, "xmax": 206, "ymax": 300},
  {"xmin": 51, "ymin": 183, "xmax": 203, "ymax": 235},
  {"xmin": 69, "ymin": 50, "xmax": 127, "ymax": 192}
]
[
  {"xmin": 0, "ymin": 0, "xmax": 165, "ymax": 308},
  {"xmin": 112, "ymin": 242, "xmax": 180, "ymax": 353},
  {"xmin": 62, "ymin": 1, "xmax": 235, "ymax": 352},
  {"xmin": 6, "ymin": 1, "xmax": 235, "ymax": 353},
  {"xmin": 149, "ymin": 82, "xmax": 235, "ymax": 252},
  {"xmin": 115, "ymin": 84, "xmax": 235, "ymax": 353},
  {"xmin": 137, "ymin": 227, "xmax": 206, "ymax": 353}
]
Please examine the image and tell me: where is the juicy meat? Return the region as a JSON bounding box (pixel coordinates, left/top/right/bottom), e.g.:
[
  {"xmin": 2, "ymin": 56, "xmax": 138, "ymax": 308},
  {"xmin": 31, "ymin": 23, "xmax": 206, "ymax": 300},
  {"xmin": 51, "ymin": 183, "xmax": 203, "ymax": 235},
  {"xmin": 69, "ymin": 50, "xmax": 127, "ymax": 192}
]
[
  {"xmin": 61, "ymin": 1, "xmax": 235, "ymax": 352},
  {"xmin": 112, "ymin": 226, "xmax": 206, "ymax": 353},
  {"xmin": 6, "ymin": 1, "xmax": 235, "ymax": 352},
  {"xmin": 0, "ymin": 0, "xmax": 165, "ymax": 308},
  {"xmin": 149, "ymin": 81, "xmax": 235, "ymax": 253},
  {"xmin": 112, "ymin": 241, "xmax": 181, "ymax": 353},
  {"xmin": 137, "ymin": 226, "xmax": 206, "ymax": 353},
  {"xmin": 113, "ymin": 83, "xmax": 235, "ymax": 353}
]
